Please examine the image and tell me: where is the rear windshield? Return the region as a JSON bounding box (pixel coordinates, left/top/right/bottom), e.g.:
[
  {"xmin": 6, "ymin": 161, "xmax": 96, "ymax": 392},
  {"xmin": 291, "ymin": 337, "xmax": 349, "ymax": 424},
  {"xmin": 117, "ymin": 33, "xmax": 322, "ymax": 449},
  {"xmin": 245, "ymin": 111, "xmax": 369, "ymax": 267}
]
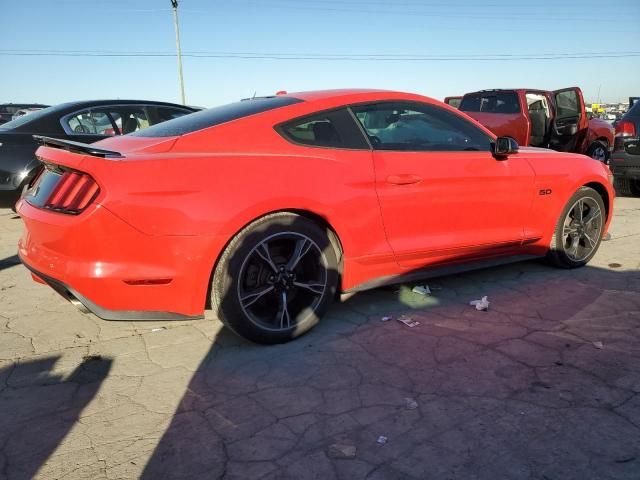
[
  {"xmin": 131, "ymin": 96, "xmax": 303, "ymax": 137},
  {"xmin": 459, "ymin": 92, "xmax": 521, "ymax": 114}
]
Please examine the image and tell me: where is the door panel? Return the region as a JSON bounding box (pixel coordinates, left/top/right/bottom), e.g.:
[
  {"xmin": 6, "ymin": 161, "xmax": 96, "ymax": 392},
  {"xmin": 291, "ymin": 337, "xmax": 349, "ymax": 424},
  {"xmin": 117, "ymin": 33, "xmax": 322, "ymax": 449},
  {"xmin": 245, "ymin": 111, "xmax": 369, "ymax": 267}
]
[
  {"xmin": 373, "ymin": 150, "xmax": 535, "ymax": 268},
  {"xmin": 350, "ymin": 100, "xmax": 536, "ymax": 269},
  {"xmin": 550, "ymin": 87, "xmax": 589, "ymax": 152}
]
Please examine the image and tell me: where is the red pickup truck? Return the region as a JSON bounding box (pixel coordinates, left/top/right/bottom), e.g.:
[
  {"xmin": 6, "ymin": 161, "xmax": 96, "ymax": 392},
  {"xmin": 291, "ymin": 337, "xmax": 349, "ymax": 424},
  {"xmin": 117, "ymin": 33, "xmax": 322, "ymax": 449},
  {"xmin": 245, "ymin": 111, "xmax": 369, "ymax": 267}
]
[{"xmin": 458, "ymin": 87, "xmax": 614, "ymax": 162}]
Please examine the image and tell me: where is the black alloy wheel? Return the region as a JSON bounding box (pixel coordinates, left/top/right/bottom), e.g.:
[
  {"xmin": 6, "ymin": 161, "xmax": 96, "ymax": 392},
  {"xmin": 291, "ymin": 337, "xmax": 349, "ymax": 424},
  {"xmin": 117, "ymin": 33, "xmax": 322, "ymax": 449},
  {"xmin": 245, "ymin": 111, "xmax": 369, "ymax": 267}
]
[
  {"xmin": 548, "ymin": 187, "xmax": 606, "ymax": 268},
  {"xmin": 211, "ymin": 213, "xmax": 339, "ymax": 344}
]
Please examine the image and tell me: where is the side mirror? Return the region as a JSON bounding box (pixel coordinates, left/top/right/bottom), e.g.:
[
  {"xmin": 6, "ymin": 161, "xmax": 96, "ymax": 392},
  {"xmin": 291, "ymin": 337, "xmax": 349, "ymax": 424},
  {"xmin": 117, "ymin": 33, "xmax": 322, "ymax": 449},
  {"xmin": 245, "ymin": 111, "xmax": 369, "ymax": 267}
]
[{"xmin": 492, "ymin": 136, "xmax": 519, "ymax": 159}]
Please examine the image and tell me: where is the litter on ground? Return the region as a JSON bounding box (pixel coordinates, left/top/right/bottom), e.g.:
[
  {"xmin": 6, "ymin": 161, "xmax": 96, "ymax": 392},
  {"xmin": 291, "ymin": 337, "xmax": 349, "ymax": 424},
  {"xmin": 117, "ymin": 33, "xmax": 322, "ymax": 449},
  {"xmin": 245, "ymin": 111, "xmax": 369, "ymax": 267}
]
[
  {"xmin": 593, "ymin": 341, "xmax": 604, "ymax": 349},
  {"xmin": 404, "ymin": 397, "xmax": 419, "ymax": 410},
  {"xmin": 377, "ymin": 436, "xmax": 388, "ymax": 446},
  {"xmin": 327, "ymin": 443, "xmax": 357, "ymax": 459},
  {"xmin": 411, "ymin": 285, "xmax": 431, "ymax": 295},
  {"xmin": 381, "ymin": 315, "xmax": 393, "ymax": 322},
  {"xmin": 469, "ymin": 296, "xmax": 490, "ymax": 311},
  {"xmin": 397, "ymin": 315, "xmax": 420, "ymax": 328}
]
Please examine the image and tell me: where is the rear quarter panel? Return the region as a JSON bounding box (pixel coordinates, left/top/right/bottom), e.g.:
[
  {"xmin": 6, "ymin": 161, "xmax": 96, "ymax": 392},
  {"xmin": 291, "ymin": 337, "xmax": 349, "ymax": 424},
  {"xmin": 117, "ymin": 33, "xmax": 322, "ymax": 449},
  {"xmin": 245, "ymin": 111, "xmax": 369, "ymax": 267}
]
[{"xmin": 91, "ymin": 117, "xmax": 392, "ymax": 289}]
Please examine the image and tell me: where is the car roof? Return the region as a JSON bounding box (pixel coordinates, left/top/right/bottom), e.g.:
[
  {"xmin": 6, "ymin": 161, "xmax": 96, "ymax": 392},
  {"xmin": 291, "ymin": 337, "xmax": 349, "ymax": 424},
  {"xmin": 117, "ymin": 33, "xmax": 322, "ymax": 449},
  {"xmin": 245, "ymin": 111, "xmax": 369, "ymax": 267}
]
[
  {"xmin": 0, "ymin": 99, "xmax": 198, "ymax": 133},
  {"xmin": 463, "ymin": 89, "xmax": 546, "ymax": 95},
  {"xmin": 279, "ymin": 88, "xmax": 391, "ymax": 101},
  {"xmin": 0, "ymin": 103, "xmax": 49, "ymax": 107},
  {"xmin": 50, "ymin": 99, "xmax": 198, "ymax": 111},
  {"xmin": 276, "ymin": 88, "xmax": 439, "ymax": 110}
]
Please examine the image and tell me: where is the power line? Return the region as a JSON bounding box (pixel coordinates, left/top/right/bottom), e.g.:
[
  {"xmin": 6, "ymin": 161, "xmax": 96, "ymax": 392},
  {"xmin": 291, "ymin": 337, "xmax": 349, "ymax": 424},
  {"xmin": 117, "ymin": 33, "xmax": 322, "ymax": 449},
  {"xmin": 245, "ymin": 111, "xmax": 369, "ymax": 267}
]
[
  {"xmin": 3, "ymin": 49, "xmax": 638, "ymax": 57},
  {"xmin": 1, "ymin": 49, "xmax": 638, "ymax": 62}
]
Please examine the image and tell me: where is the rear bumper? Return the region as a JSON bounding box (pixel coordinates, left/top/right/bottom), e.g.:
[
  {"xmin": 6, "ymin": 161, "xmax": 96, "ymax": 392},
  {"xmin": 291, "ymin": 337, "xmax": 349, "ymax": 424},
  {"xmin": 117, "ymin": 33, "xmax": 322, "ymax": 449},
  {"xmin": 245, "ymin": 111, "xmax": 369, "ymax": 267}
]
[
  {"xmin": 20, "ymin": 261, "xmax": 202, "ymax": 321},
  {"xmin": 610, "ymin": 153, "xmax": 640, "ymax": 180},
  {"xmin": 17, "ymin": 199, "xmax": 217, "ymax": 320}
]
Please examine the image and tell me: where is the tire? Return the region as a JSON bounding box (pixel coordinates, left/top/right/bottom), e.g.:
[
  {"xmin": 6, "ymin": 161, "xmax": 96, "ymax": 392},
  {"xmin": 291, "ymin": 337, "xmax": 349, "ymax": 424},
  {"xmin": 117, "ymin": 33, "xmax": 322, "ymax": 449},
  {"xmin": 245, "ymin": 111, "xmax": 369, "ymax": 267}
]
[
  {"xmin": 211, "ymin": 212, "xmax": 339, "ymax": 344},
  {"xmin": 586, "ymin": 141, "xmax": 609, "ymax": 163},
  {"xmin": 547, "ymin": 187, "xmax": 606, "ymax": 268}
]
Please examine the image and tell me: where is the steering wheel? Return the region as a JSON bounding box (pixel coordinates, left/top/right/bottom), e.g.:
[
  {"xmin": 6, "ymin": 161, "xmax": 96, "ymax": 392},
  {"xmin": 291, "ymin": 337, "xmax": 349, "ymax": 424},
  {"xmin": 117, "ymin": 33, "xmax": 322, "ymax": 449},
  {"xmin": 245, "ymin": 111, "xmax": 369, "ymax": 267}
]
[{"xmin": 74, "ymin": 124, "xmax": 90, "ymax": 133}]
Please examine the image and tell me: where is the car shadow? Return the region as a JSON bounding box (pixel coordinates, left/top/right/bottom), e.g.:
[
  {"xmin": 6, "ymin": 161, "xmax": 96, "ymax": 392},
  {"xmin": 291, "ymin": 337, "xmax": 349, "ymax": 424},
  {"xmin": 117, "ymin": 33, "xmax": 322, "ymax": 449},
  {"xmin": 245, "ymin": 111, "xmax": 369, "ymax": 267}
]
[
  {"xmin": 140, "ymin": 224, "xmax": 640, "ymax": 478},
  {"xmin": 0, "ymin": 355, "xmax": 112, "ymax": 480},
  {"xmin": 0, "ymin": 254, "xmax": 20, "ymax": 272}
]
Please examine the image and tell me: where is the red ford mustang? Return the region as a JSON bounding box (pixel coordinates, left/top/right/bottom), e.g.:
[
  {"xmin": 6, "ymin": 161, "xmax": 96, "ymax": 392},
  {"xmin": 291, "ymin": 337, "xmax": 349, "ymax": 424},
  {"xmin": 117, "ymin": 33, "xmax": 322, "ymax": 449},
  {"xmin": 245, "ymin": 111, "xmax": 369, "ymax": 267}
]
[{"xmin": 17, "ymin": 89, "xmax": 614, "ymax": 344}]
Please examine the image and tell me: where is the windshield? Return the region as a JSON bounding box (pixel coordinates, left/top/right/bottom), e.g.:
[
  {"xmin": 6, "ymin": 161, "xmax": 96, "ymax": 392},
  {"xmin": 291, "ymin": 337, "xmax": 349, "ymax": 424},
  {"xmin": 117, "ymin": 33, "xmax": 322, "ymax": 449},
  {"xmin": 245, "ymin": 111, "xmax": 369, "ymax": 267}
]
[{"xmin": 0, "ymin": 105, "xmax": 57, "ymax": 130}]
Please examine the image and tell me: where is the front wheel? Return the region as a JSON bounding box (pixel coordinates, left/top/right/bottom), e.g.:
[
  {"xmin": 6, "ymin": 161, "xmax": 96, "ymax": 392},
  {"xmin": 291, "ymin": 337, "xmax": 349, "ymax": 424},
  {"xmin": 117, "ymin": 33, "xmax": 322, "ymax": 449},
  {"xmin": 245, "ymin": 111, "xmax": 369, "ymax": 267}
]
[
  {"xmin": 211, "ymin": 213, "xmax": 339, "ymax": 344},
  {"xmin": 547, "ymin": 187, "xmax": 606, "ymax": 268}
]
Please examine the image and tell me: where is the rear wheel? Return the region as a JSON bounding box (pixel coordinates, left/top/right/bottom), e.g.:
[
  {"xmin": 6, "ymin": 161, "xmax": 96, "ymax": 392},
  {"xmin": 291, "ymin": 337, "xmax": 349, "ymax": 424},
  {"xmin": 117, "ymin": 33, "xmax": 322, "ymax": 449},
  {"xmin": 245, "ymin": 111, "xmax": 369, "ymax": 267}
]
[
  {"xmin": 547, "ymin": 187, "xmax": 605, "ymax": 268},
  {"xmin": 586, "ymin": 141, "xmax": 609, "ymax": 163},
  {"xmin": 211, "ymin": 213, "xmax": 339, "ymax": 344}
]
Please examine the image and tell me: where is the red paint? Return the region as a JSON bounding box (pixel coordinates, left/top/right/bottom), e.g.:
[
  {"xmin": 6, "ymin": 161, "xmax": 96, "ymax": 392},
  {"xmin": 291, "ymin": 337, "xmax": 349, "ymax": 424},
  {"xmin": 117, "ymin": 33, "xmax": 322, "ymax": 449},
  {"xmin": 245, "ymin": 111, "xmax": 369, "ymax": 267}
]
[{"xmin": 17, "ymin": 89, "xmax": 615, "ymax": 318}]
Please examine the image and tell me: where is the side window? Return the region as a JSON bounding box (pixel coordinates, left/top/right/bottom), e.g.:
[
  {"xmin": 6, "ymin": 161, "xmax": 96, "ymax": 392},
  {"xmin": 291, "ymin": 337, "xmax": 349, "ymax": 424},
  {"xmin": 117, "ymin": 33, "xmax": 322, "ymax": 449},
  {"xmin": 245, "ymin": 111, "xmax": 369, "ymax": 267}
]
[
  {"xmin": 351, "ymin": 102, "xmax": 492, "ymax": 152},
  {"xmin": 445, "ymin": 98, "xmax": 461, "ymax": 109},
  {"xmin": 160, "ymin": 107, "xmax": 192, "ymax": 122},
  {"xmin": 120, "ymin": 107, "xmax": 150, "ymax": 134},
  {"xmin": 148, "ymin": 106, "xmax": 193, "ymax": 125},
  {"xmin": 459, "ymin": 93, "xmax": 520, "ymax": 114},
  {"xmin": 65, "ymin": 109, "xmax": 118, "ymax": 136},
  {"xmin": 555, "ymin": 90, "xmax": 580, "ymax": 119},
  {"xmin": 277, "ymin": 108, "xmax": 369, "ymax": 149}
]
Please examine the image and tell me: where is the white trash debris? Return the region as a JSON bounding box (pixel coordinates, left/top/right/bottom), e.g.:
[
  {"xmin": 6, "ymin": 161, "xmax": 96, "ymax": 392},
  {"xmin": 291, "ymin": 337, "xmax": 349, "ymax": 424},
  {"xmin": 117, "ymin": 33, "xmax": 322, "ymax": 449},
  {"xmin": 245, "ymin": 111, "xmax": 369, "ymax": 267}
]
[
  {"xmin": 381, "ymin": 315, "xmax": 393, "ymax": 322},
  {"xmin": 593, "ymin": 341, "xmax": 604, "ymax": 349},
  {"xmin": 412, "ymin": 285, "xmax": 431, "ymax": 295},
  {"xmin": 404, "ymin": 397, "xmax": 419, "ymax": 410},
  {"xmin": 397, "ymin": 315, "xmax": 420, "ymax": 328},
  {"xmin": 151, "ymin": 327, "xmax": 165, "ymax": 332},
  {"xmin": 377, "ymin": 435, "xmax": 388, "ymax": 446},
  {"xmin": 327, "ymin": 443, "xmax": 357, "ymax": 459},
  {"xmin": 469, "ymin": 296, "xmax": 490, "ymax": 311}
]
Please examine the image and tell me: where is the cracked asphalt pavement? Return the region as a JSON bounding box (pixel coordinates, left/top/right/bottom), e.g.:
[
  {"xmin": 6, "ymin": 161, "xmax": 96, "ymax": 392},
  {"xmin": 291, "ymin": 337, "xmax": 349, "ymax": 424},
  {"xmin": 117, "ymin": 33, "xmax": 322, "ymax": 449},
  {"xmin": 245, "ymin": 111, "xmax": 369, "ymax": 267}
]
[{"xmin": 1, "ymin": 197, "xmax": 639, "ymax": 480}]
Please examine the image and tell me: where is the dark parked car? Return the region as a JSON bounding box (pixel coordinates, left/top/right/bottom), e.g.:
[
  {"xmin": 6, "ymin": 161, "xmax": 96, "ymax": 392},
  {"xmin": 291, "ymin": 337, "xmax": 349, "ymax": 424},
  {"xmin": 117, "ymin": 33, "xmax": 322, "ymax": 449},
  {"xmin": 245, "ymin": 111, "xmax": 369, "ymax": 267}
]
[
  {"xmin": 610, "ymin": 100, "xmax": 640, "ymax": 196},
  {"xmin": 0, "ymin": 103, "xmax": 49, "ymax": 125},
  {"xmin": 0, "ymin": 100, "xmax": 198, "ymax": 207}
]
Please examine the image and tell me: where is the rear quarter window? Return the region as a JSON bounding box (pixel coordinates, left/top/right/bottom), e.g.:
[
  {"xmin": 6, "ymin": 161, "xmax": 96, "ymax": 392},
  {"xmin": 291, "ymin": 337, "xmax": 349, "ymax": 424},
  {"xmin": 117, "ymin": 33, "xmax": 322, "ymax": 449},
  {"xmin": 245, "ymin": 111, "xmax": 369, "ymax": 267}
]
[
  {"xmin": 460, "ymin": 92, "xmax": 521, "ymax": 114},
  {"xmin": 276, "ymin": 108, "xmax": 369, "ymax": 149},
  {"xmin": 131, "ymin": 96, "xmax": 303, "ymax": 137}
]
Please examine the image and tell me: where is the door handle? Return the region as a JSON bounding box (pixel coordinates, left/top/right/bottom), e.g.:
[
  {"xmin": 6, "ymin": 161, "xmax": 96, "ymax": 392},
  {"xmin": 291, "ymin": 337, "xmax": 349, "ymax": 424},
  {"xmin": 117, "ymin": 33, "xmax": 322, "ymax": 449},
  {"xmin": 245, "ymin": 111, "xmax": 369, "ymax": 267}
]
[{"xmin": 386, "ymin": 174, "xmax": 422, "ymax": 185}]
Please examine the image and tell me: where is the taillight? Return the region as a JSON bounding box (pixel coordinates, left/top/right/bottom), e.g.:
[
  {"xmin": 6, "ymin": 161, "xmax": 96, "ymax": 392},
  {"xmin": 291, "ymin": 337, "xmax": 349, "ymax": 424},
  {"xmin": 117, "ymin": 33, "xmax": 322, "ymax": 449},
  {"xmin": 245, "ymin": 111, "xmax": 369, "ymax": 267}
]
[
  {"xmin": 615, "ymin": 120, "xmax": 637, "ymax": 137},
  {"xmin": 44, "ymin": 170, "xmax": 100, "ymax": 214}
]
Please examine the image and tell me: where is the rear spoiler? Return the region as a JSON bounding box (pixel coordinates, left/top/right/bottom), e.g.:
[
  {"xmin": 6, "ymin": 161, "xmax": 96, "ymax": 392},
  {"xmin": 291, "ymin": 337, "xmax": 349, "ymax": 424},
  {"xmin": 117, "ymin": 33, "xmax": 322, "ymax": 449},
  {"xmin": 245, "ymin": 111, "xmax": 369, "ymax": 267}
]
[{"xmin": 33, "ymin": 135, "xmax": 123, "ymax": 159}]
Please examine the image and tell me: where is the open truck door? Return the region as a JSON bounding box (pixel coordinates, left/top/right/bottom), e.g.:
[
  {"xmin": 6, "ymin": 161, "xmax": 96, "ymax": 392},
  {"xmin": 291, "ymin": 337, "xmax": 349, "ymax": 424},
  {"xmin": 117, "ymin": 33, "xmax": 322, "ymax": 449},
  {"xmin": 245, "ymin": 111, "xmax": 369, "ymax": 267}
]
[{"xmin": 550, "ymin": 87, "xmax": 589, "ymax": 153}]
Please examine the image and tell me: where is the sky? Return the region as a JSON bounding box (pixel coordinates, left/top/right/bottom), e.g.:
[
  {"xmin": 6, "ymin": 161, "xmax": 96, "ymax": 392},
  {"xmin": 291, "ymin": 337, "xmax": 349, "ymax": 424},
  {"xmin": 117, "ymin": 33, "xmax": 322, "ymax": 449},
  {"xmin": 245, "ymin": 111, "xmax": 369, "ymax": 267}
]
[{"xmin": 1, "ymin": 0, "xmax": 639, "ymax": 108}]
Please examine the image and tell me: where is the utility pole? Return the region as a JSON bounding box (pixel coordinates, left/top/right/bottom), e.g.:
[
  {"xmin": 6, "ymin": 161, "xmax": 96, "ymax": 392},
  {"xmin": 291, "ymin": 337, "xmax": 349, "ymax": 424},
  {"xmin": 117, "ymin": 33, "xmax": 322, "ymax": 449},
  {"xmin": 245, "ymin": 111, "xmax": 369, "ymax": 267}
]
[{"xmin": 171, "ymin": 0, "xmax": 186, "ymax": 105}]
